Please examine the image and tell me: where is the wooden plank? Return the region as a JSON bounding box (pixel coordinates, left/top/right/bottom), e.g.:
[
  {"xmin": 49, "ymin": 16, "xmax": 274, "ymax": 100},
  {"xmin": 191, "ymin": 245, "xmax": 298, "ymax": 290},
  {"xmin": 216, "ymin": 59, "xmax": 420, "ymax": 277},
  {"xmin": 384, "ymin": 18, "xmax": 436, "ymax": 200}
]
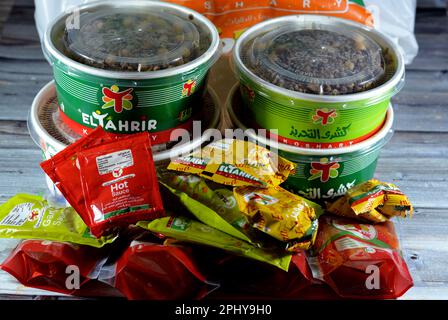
[
  {"xmin": 0, "ymin": 59, "xmax": 52, "ymax": 75},
  {"xmin": 393, "ymin": 105, "xmax": 448, "ymax": 132},
  {"xmin": 0, "ymin": 43, "xmax": 45, "ymax": 60},
  {"xmin": 403, "ymin": 69, "xmax": 448, "ymax": 93},
  {"xmin": 415, "ymin": 14, "xmax": 448, "ymax": 33},
  {"xmin": 0, "ymin": 0, "xmax": 14, "ymax": 34},
  {"xmin": 406, "ymin": 32, "xmax": 448, "ymax": 71},
  {"xmin": 12, "ymin": 0, "xmax": 34, "ymax": 7},
  {"xmin": 1, "ymin": 23, "xmax": 40, "ymax": 42},
  {"xmin": 417, "ymin": 0, "xmax": 447, "ymax": 9}
]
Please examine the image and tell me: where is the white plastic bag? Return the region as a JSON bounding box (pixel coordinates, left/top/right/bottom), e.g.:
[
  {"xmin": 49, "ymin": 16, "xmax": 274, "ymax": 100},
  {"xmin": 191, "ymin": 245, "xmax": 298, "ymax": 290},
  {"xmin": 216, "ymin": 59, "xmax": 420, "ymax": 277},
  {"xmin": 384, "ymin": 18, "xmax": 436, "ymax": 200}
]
[{"xmin": 364, "ymin": 0, "xmax": 418, "ymax": 64}]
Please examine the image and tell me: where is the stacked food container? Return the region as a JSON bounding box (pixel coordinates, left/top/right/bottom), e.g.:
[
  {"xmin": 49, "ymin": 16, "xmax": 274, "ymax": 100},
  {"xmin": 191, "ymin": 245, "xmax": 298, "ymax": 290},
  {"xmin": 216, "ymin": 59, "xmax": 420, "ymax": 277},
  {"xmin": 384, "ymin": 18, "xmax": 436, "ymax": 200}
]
[
  {"xmin": 27, "ymin": 1, "xmax": 222, "ymax": 201},
  {"xmin": 229, "ymin": 15, "xmax": 405, "ymax": 202}
]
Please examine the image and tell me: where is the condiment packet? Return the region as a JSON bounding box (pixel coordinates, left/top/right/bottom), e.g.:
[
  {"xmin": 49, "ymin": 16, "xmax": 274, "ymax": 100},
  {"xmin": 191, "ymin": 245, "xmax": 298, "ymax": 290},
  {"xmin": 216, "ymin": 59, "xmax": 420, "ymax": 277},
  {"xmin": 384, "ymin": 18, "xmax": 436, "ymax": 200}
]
[
  {"xmin": 168, "ymin": 139, "xmax": 295, "ymax": 187},
  {"xmin": 76, "ymin": 132, "xmax": 164, "ymax": 237},
  {"xmin": 326, "ymin": 179, "xmax": 413, "ymax": 223},
  {"xmin": 159, "ymin": 171, "xmax": 255, "ymax": 243},
  {"xmin": 40, "ymin": 127, "xmax": 119, "ymax": 223},
  {"xmin": 307, "ymin": 216, "xmax": 413, "ymax": 299},
  {"xmin": 41, "ymin": 128, "xmax": 164, "ymax": 237},
  {"xmin": 138, "ymin": 216, "xmax": 292, "ymax": 271},
  {"xmin": 234, "ymin": 186, "xmax": 322, "ymax": 251},
  {"xmin": 0, "ymin": 194, "xmax": 116, "ymax": 247}
]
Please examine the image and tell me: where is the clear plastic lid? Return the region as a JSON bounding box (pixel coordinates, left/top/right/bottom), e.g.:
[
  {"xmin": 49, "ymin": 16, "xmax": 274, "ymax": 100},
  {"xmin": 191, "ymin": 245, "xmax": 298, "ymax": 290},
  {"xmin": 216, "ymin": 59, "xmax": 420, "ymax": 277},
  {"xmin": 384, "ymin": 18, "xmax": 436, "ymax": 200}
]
[
  {"xmin": 242, "ymin": 22, "xmax": 386, "ymax": 95},
  {"xmin": 62, "ymin": 5, "xmax": 211, "ymax": 72}
]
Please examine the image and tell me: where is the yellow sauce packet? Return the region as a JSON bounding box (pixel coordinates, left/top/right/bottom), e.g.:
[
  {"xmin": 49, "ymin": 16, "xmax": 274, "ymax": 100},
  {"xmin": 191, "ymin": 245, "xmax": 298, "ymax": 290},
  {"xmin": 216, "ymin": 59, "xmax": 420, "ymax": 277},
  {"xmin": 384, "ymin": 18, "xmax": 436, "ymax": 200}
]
[
  {"xmin": 326, "ymin": 179, "xmax": 414, "ymax": 223},
  {"xmin": 138, "ymin": 216, "xmax": 292, "ymax": 271},
  {"xmin": 167, "ymin": 139, "xmax": 295, "ymax": 188},
  {"xmin": 234, "ymin": 186, "xmax": 322, "ymax": 252},
  {"xmin": 0, "ymin": 194, "xmax": 117, "ymax": 247},
  {"xmin": 158, "ymin": 170, "xmax": 255, "ymax": 243}
]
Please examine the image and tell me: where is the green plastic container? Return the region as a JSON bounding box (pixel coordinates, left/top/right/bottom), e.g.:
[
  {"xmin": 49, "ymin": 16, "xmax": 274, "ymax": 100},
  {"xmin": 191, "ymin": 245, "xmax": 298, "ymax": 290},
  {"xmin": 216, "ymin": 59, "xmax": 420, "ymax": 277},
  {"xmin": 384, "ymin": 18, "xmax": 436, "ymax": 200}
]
[
  {"xmin": 44, "ymin": 1, "xmax": 220, "ymax": 145},
  {"xmin": 233, "ymin": 15, "xmax": 403, "ymax": 149},
  {"xmin": 228, "ymin": 86, "xmax": 394, "ymax": 203}
]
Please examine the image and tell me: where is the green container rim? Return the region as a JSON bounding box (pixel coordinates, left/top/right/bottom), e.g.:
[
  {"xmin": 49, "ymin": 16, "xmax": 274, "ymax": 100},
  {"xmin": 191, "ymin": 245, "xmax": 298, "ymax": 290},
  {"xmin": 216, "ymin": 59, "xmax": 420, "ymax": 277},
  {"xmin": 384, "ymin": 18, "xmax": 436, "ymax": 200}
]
[
  {"xmin": 227, "ymin": 84, "xmax": 394, "ymax": 158},
  {"xmin": 44, "ymin": 0, "xmax": 221, "ymax": 80}
]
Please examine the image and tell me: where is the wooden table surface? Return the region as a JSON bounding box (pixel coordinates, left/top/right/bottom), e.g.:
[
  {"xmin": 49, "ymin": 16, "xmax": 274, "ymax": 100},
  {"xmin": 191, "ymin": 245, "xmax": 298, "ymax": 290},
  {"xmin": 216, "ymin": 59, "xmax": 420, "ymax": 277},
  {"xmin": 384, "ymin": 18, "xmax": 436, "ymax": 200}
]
[{"xmin": 0, "ymin": 2, "xmax": 447, "ymax": 300}]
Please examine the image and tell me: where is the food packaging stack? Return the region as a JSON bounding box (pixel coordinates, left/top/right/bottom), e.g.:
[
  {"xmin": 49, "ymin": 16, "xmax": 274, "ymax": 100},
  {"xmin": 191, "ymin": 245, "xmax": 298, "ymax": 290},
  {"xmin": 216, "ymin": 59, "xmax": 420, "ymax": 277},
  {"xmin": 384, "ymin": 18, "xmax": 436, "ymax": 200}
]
[
  {"xmin": 42, "ymin": 1, "xmax": 220, "ymax": 145},
  {"xmin": 0, "ymin": 1, "xmax": 415, "ymax": 301},
  {"xmin": 230, "ymin": 15, "xmax": 405, "ymax": 202},
  {"xmin": 28, "ymin": 2, "xmax": 224, "ymax": 204}
]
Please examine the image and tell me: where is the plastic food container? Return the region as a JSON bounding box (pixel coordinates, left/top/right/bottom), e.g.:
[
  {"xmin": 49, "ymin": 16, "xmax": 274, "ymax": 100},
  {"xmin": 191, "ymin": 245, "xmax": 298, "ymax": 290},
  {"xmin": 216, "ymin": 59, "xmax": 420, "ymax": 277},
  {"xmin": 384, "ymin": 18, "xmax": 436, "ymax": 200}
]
[
  {"xmin": 43, "ymin": 1, "xmax": 220, "ymax": 144},
  {"xmin": 233, "ymin": 15, "xmax": 403, "ymax": 149},
  {"xmin": 29, "ymin": 81, "xmax": 220, "ymax": 203},
  {"xmin": 227, "ymin": 85, "xmax": 393, "ymax": 202}
]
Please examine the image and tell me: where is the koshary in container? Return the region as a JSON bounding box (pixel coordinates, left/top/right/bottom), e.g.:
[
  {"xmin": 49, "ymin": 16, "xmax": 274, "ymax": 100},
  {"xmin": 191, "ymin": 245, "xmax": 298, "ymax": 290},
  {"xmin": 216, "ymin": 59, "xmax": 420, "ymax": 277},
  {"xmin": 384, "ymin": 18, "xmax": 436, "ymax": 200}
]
[
  {"xmin": 43, "ymin": 1, "xmax": 220, "ymax": 144},
  {"xmin": 233, "ymin": 15, "xmax": 404, "ymax": 149},
  {"xmin": 227, "ymin": 85, "xmax": 394, "ymax": 202},
  {"xmin": 29, "ymin": 81, "xmax": 221, "ymax": 203}
]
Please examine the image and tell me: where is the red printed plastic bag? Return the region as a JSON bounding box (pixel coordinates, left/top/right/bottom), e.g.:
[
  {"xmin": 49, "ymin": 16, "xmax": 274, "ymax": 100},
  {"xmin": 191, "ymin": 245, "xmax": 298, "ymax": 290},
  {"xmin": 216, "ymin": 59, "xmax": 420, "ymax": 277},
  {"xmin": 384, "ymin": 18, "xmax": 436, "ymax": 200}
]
[
  {"xmin": 77, "ymin": 132, "xmax": 164, "ymax": 237},
  {"xmin": 0, "ymin": 240, "xmax": 117, "ymax": 297},
  {"xmin": 105, "ymin": 241, "xmax": 216, "ymax": 300},
  {"xmin": 163, "ymin": 0, "xmax": 374, "ymax": 38},
  {"xmin": 210, "ymin": 251, "xmax": 313, "ymax": 298},
  {"xmin": 307, "ymin": 216, "xmax": 413, "ymax": 299},
  {"xmin": 40, "ymin": 127, "xmax": 118, "ymax": 220}
]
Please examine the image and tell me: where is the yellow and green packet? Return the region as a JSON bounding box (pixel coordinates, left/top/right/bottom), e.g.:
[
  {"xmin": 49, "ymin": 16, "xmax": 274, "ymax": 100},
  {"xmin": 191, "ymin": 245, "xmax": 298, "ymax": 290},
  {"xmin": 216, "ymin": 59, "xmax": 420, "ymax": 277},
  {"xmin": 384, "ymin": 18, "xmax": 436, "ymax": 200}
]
[
  {"xmin": 0, "ymin": 194, "xmax": 117, "ymax": 247},
  {"xmin": 159, "ymin": 171, "xmax": 255, "ymax": 243},
  {"xmin": 234, "ymin": 186, "xmax": 323, "ymax": 252},
  {"xmin": 167, "ymin": 139, "xmax": 296, "ymax": 188},
  {"xmin": 326, "ymin": 179, "xmax": 414, "ymax": 223},
  {"xmin": 138, "ymin": 216, "xmax": 292, "ymax": 271}
]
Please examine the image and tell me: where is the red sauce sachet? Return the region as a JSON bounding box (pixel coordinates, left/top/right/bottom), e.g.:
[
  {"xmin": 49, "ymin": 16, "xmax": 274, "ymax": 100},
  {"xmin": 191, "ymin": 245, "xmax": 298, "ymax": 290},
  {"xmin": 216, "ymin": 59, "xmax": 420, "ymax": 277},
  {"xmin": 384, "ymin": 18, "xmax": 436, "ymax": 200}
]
[
  {"xmin": 41, "ymin": 127, "xmax": 164, "ymax": 238},
  {"xmin": 77, "ymin": 132, "xmax": 164, "ymax": 237},
  {"xmin": 40, "ymin": 127, "xmax": 118, "ymax": 221}
]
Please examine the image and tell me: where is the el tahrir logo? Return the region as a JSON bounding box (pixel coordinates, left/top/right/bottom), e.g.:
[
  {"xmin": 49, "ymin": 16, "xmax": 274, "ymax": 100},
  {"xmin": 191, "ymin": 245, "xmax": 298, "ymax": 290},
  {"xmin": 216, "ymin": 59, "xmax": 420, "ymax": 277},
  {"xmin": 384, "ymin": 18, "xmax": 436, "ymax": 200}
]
[
  {"xmin": 182, "ymin": 79, "xmax": 197, "ymax": 97},
  {"xmin": 28, "ymin": 209, "xmax": 40, "ymax": 222},
  {"xmin": 312, "ymin": 108, "xmax": 338, "ymax": 126},
  {"xmin": 309, "ymin": 158, "xmax": 340, "ymax": 183},
  {"xmin": 102, "ymin": 85, "xmax": 134, "ymax": 113}
]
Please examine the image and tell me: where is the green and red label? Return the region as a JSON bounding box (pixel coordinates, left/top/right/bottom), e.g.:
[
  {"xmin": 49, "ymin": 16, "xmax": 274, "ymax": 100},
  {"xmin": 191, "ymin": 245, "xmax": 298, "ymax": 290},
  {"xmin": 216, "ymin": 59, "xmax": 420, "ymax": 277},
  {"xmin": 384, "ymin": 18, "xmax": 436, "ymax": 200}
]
[
  {"xmin": 53, "ymin": 63, "xmax": 208, "ymax": 144},
  {"xmin": 239, "ymin": 78, "xmax": 390, "ymax": 149},
  {"xmin": 281, "ymin": 148, "xmax": 381, "ymax": 202}
]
